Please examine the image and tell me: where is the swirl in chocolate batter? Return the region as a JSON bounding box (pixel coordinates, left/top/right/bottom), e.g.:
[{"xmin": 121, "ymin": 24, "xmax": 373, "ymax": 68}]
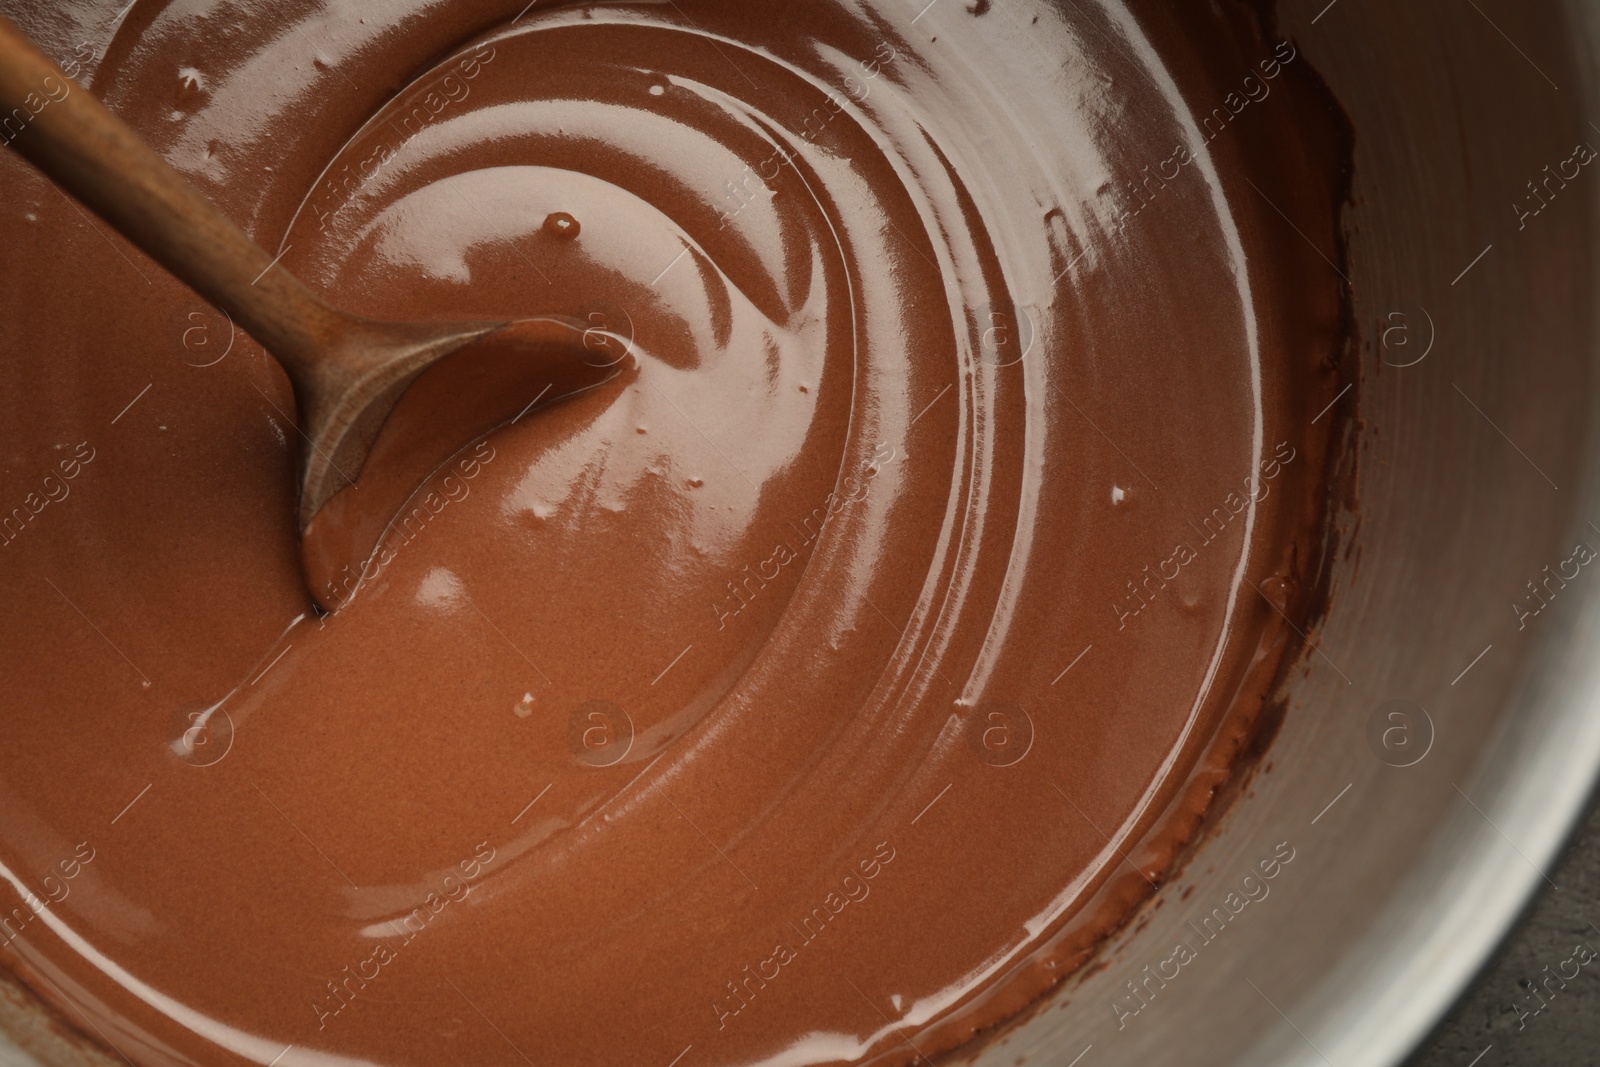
[{"xmin": 0, "ymin": 1, "xmax": 1352, "ymax": 1065}]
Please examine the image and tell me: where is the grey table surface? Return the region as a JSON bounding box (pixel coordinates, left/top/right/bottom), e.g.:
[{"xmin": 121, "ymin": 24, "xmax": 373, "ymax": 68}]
[{"xmin": 1405, "ymin": 792, "xmax": 1600, "ymax": 1067}]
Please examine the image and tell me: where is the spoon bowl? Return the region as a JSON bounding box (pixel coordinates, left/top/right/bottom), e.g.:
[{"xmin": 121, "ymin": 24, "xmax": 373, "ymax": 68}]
[{"xmin": 299, "ymin": 314, "xmax": 632, "ymax": 609}]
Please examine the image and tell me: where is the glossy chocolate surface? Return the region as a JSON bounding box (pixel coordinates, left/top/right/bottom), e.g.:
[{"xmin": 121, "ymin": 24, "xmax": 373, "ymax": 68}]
[{"xmin": 0, "ymin": 1, "xmax": 1349, "ymax": 1064}]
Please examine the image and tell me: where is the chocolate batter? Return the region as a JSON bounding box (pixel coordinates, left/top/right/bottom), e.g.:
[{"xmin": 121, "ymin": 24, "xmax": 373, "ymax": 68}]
[{"xmin": 0, "ymin": 1, "xmax": 1351, "ymax": 1065}]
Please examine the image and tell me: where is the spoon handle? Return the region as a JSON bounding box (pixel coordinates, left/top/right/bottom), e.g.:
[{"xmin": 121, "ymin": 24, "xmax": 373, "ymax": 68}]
[{"xmin": 0, "ymin": 15, "xmax": 344, "ymax": 375}]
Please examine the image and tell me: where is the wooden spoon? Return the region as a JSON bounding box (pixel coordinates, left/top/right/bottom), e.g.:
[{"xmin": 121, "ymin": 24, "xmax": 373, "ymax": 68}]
[{"xmin": 0, "ymin": 16, "xmax": 622, "ymax": 534}]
